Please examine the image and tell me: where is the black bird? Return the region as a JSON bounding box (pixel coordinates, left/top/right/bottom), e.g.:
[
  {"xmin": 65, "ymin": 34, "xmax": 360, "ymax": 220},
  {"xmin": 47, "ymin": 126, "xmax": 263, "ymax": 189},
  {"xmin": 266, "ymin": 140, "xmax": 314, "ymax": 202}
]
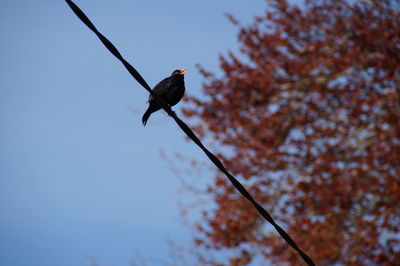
[{"xmin": 142, "ymin": 68, "xmax": 187, "ymax": 126}]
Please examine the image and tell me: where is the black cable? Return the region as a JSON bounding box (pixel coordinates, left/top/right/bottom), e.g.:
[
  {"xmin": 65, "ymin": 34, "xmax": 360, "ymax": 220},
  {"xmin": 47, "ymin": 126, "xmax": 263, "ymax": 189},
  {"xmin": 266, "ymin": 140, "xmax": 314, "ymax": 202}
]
[{"xmin": 64, "ymin": 1, "xmax": 315, "ymax": 265}]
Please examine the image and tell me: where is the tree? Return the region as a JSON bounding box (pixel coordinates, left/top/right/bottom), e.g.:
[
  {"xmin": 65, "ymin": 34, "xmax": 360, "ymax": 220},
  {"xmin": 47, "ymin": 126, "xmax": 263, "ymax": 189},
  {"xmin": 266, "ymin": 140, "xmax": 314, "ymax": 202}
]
[{"xmin": 182, "ymin": 0, "xmax": 400, "ymax": 265}]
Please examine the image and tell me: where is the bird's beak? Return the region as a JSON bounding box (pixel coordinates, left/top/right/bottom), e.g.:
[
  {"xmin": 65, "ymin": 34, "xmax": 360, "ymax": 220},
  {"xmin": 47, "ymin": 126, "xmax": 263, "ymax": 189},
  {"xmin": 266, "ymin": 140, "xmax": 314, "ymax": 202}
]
[{"xmin": 180, "ymin": 68, "xmax": 187, "ymax": 75}]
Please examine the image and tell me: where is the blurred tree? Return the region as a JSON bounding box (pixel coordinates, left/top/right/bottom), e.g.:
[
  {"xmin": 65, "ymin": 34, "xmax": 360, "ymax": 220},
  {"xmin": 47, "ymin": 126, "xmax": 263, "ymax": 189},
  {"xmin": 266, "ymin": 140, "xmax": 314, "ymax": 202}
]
[{"xmin": 182, "ymin": 0, "xmax": 400, "ymax": 265}]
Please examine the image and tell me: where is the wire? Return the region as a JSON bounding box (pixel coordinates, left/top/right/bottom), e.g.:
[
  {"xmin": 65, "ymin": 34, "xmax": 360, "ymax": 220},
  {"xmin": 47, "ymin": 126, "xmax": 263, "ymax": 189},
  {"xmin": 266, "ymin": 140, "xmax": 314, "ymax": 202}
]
[{"xmin": 64, "ymin": 1, "xmax": 315, "ymax": 265}]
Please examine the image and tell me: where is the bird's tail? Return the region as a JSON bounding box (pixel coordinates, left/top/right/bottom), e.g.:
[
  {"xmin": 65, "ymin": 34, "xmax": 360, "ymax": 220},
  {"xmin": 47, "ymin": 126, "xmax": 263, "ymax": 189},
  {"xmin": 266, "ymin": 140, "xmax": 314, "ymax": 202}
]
[{"xmin": 142, "ymin": 107, "xmax": 152, "ymax": 126}]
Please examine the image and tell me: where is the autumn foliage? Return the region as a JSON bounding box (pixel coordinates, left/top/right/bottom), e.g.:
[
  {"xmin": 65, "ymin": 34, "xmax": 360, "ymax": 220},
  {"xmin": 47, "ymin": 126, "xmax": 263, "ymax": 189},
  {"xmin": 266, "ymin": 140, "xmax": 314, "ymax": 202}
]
[{"xmin": 182, "ymin": 0, "xmax": 400, "ymax": 265}]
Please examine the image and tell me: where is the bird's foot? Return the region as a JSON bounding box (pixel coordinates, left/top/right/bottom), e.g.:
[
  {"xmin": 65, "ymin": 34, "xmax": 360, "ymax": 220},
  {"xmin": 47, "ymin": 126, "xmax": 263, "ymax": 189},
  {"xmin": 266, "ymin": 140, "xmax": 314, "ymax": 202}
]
[
  {"xmin": 165, "ymin": 105, "xmax": 176, "ymax": 116},
  {"xmin": 169, "ymin": 110, "xmax": 176, "ymax": 117}
]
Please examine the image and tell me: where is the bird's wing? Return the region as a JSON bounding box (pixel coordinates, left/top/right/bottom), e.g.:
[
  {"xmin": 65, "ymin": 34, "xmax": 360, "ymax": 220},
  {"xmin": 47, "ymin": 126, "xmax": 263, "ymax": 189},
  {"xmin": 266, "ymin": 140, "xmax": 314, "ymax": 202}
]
[{"xmin": 148, "ymin": 78, "xmax": 174, "ymax": 101}]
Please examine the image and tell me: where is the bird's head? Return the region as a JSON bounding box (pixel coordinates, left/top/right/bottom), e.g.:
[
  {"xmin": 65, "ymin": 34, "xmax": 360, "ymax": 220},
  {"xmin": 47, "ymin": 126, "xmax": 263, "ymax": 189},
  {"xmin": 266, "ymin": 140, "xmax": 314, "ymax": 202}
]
[{"xmin": 171, "ymin": 68, "xmax": 187, "ymax": 76}]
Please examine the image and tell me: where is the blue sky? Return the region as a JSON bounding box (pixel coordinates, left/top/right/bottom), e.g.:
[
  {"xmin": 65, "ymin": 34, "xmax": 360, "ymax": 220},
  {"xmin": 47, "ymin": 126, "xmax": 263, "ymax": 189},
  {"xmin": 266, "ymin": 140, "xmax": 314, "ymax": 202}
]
[{"xmin": 0, "ymin": 0, "xmax": 266, "ymax": 265}]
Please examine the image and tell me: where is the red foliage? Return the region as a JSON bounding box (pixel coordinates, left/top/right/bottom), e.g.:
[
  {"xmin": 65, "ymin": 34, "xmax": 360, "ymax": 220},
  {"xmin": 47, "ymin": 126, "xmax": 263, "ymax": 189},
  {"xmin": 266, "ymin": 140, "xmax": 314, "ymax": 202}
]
[{"xmin": 182, "ymin": 0, "xmax": 400, "ymax": 264}]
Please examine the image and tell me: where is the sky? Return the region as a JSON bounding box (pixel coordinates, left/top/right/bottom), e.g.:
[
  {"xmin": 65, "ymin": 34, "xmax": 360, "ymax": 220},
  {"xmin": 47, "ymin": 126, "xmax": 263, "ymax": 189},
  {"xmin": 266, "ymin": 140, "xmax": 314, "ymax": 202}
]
[{"xmin": 0, "ymin": 0, "xmax": 266, "ymax": 265}]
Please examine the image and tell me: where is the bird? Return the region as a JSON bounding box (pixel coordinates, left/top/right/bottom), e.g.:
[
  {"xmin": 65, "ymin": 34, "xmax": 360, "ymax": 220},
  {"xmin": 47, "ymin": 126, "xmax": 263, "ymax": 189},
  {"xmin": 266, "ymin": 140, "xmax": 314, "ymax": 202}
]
[{"xmin": 142, "ymin": 68, "xmax": 187, "ymax": 126}]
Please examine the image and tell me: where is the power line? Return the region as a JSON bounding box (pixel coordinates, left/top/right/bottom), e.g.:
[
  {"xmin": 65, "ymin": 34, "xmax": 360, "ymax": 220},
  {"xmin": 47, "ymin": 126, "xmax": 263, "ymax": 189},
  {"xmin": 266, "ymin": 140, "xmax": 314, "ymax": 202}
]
[{"xmin": 64, "ymin": 1, "xmax": 315, "ymax": 265}]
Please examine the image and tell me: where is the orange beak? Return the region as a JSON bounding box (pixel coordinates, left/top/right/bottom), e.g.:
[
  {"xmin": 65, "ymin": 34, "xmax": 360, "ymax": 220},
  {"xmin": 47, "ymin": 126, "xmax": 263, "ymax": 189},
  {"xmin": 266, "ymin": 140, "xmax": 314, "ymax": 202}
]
[{"xmin": 180, "ymin": 68, "xmax": 187, "ymax": 75}]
